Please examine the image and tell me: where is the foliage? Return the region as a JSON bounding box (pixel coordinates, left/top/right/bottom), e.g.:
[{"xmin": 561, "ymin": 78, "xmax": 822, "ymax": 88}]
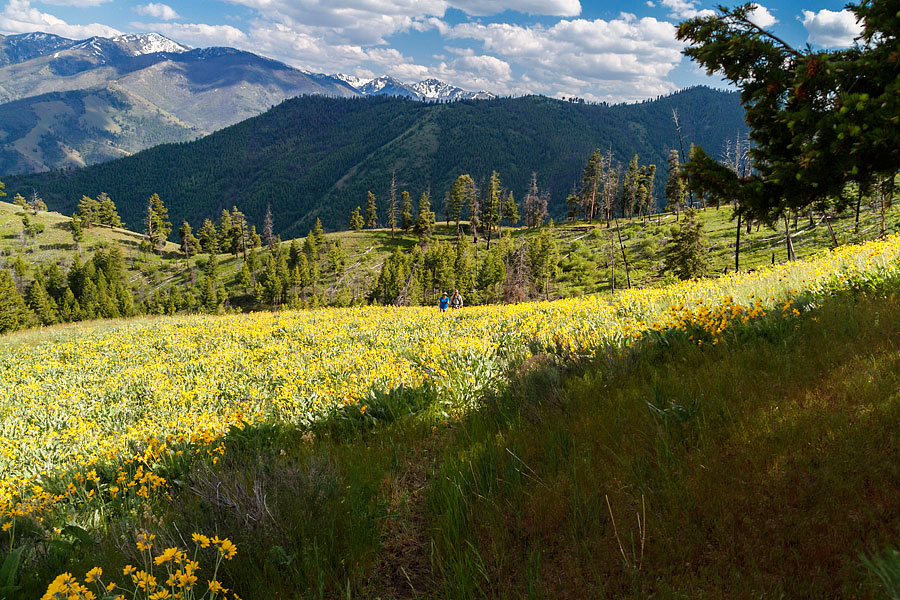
[
  {"xmin": 664, "ymin": 208, "xmax": 710, "ymax": 279},
  {"xmin": 3, "ymin": 90, "xmax": 748, "ymax": 236},
  {"xmin": 677, "ymin": 0, "xmax": 900, "ymax": 222}
]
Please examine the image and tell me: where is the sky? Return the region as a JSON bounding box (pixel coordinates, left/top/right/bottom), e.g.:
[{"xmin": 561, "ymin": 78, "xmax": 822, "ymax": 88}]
[{"xmin": 0, "ymin": 0, "xmax": 865, "ymax": 102}]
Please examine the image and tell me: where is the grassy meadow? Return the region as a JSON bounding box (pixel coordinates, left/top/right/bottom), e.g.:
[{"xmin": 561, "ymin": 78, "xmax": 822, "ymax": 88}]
[{"xmin": 1, "ymin": 232, "xmax": 899, "ymax": 598}]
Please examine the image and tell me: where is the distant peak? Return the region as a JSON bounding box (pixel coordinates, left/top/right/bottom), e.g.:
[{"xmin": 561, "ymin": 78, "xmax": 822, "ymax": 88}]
[{"xmin": 111, "ymin": 32, "xmax": 191, "ymax": 56}]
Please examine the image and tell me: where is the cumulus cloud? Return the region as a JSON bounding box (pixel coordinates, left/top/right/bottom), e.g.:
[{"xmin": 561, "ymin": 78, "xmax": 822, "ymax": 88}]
[
  {"xmin": 133, "ymin": 21, "xmax": 248, "ymax": 47},
  {"xmin": 801, "ymin": 9, "xmax": 862, "ymax": 47},
  {"xmin": 39, "ymin": 0, "xmax": 110, "ymax": 7},
  {"xmin": 448, "ymin": 0, "xmax": 580, "ymax": 17},
  {"xmin": 135, "ymin": 3, "xmax": 180, "ymax": 21},
  {"xmin": 448, "ymin": 15, "xmax": 684, "ymax": 100},
  {"xmin": 658, "ymin": 0, "xmax": 714, "ymax": 19},
  {"xmin": 746, "ymin": 4, "xmax": 776, "ymax": 28},
  {"xmin": 0, "ymin": 0, "xmax": 121, "ymax": 37}
]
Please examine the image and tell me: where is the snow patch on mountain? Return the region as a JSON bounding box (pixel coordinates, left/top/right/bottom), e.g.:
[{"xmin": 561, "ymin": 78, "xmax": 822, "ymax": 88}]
[
  {"xmin": 334, "ymin": 73, "xmax": 495, "ymax": 101},
  {"xmin": 112, "ymin": 33, "xmax": 191, "ymax": 56}
]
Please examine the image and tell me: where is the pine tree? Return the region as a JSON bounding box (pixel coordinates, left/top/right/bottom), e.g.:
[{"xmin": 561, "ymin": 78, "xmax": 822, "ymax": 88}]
[
  {"xmin": 389, "ymin": 171, "xmax": 398, "ymax": 238},
  {"xmin": 400, "ymin": 190, "xmax": 414, "ymax": 233},
  {"xmin": 179, "ymin": 221, "xmax": 199, "ymax": 259},
  {"xmin": 263, "ymin": 204, "xmax": 275, "ymax": 249},
  {"xmin": 663, "ymin": 208, "xmax": 709, "ymax": 280},
  {"xmin": 349, "ymin": 206, "xmax": 364, "ymax": 231},
  {"xmin": 0, "ymin": 270, "xmax": 35, "ymax": 333},
  {"xmin": 365, "ymin": 191, "xmax": 378, "ymax": 228},
  {"xmin": 198, "ymin": 219, "xmax": 219, "ymax": 254},
  {"xmin": 70, "ymin": 215, "xmax": 84, "ymax": 249},
  {"xmin": 12, "ymin": 193, "xmax": 26, "ymax": 208},
  {"xmin": 218, "ymin": 209, "xmax": 233, "ymax": 251},
  {"xmin": 621, "ymin": 155, "xmax": 641, "ymax": 217},
  {"xmin": 289, "ymin": 238, "xmax": 301, "ymax": 268},
  {"xmin": 0, "ymin": 178, "xmax": 4, "ymax": 201},
  {"xmin": 97, "ymin": 192, "xmax": 123, "ymax": 227},
  {"xmin": 145, "ymin": 194, "xmax": 172, "ymax": 252},
  {"xmin": 524, "ymin": 173, "xmax": 548, "ymax": 228},
  {"xmin": 501, "ymin": 190, "xmax": 520, "ymax": 227},
  {"xmin": 484, "ymin": 171, "xmax": 502, "ymax": 246},
  {"xmin": 229, "ymin": 206, "xmax": 248, "ymax": 257},
  {"xmin": 580, "ymin": 148, "xmax": 605, "ymax": 223},
  {"xmin": 414, "ymin": 192, "xmax": 435, "ymax": 241},
  {"xmin": 27, "ymin": 278, "xmax": 58, "ymax": 325},
  {"xmin": 312, "ymin": 218, "xmax": 325, "ymax": 247},
  {"xmin": 665, "ymin": 149, "xmax": 686, "ymax": 220},
  {"xmin": 449, "ymin": 174, "xmax": 474, "ymax": 234},
  {"xmin": 77, "ymin": 195, "xmax": 101, "ymax": 228}
]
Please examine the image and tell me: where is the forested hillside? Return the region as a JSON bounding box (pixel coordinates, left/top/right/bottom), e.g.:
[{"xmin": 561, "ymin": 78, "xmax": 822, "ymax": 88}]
[{"xmin": 3, "ymin": 87, "xmax": 747, "ymax": 238}]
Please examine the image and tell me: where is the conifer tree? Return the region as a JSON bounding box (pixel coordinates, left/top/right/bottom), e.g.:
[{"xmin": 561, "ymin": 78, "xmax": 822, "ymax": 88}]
[
  {"xmin": 263, "ymin": 204, "xmax": 275, "ymax": 249},
  {"xmin": 312, "ymin": 218, "xmax": 325, "ymax": 247},
  {"xmin": 12, "ymin": 193, "xmax": 26, "ymax": 208},
  {"xmin": 77, "ymin": 195, "xmax": 101, "ymax": 228},
  {"xmin": 27, "ymin": 279, "xmax": 58, "ymax": 325},
  {"xmin": 228, "ymin": 206, "xmax": 249, "ymax": 257},
  {"xmin": 414, "ymin": 191, "xmax": 435, "ymax": 241},
  {"xmin": 483, "ymin": 171, "xmax": 502, "ymax": 246},
  {"xmin": 581, "ymin": 148, "xmax": 605, "ymax": 223},
  {"xmin": 665, "ymin": 149, "xmax": 686, "ymax": 220},
  {"xmin": 400, "ymin": 191, "xmax": 413, "ymax": 233},
  {"xmin": 218, "ymin": 209, "xmax": 233, "ymax": 251},
  {"xmin": 524, "ymin": 173, "xmax": 548, "ymax": 228},
  {"xmin": 349, "ymin": 206, "xmax": 364, "ymax": 231},
  {"xmin": 621, "ymin": 155, "xmax": 641, "ymax": 217},
  {"xmin": 179, "ymin": 221, "xmax": 200, "ymax": 259},
  {"xmin": 501, "ymin": 190, "xmax": 520, "ymax": 227},
  {"xmin": 0, "ymin": 270, "xmax": 35, "ymax": 333},
  {"xmin": 70, "ymin": 215, "xmax": 84, "ymax": 249},
  {"xmin": 449, "ymin": 174, "xmax": 475, "ymax": 234},
  {"xmin": 198, "ymin": 219, "xmax": 219, "ymax": 254},
  {"xmin": 145, "ymin": 193, "xmax": 172, "ymax": 252},
  {"xmin": 365, "ymin": 191, "xmax": 378, "ymax": 228},
  {"xmin": 289, "ymin": 238, "xmax": 301, "ymax": 268},
  {"xmin": 0, "ymin": 178, "xmax": 4, "ymax": 201},
  {"xmin": 663, "ymin": 208, "xmax": 709, "ymax": 280},
  {"xmin": 388, "ymin": 171, "xmax": 398, "ymax": 238},
  {"xmin": 565, "ymin": 192, "xmax": 580, "ymax": 222},
  {"xmin": 97, "ymin": 192, "xmax": 123, "ymax": 227}
]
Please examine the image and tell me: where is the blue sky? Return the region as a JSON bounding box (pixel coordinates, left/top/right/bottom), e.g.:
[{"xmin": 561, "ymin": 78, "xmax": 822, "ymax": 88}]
[{"xmin": 0, "ymin": 0, "xmax": 864, "ymax": 102}]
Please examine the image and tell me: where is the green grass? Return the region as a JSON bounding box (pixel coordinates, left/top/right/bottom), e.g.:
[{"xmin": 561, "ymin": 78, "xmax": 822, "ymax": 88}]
[
  {"xmin": 13, "ymin": 271, "xmax": 900, "ymax": 599},
  {"xmin": 3, "ymin": 198, "xmax": 898, "ymax": 317}
]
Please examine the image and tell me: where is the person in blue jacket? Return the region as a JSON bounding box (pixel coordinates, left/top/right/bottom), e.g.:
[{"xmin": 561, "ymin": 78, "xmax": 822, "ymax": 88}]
[{"xmin": 439, "ymin": 292, "xmax": 449, "ymax": 312}]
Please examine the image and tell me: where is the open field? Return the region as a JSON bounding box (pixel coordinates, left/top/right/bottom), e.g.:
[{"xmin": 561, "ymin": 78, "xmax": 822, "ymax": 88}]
[{"xmin": 0, "ymin": 233, "xmax": 898, "ymax": 597}]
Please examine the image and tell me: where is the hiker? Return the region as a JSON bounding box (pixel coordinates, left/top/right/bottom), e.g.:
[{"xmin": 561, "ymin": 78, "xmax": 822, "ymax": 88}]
[
  {"xmin": 450, "ymin": 289, "xmax": 463, "ymax": 309},
  {"xmin": 439, "ymin": 292, "xmax": 449, "ymax": 312}
]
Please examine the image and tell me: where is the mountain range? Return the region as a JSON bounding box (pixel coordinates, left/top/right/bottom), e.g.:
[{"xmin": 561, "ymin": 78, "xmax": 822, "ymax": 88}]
[
  {"xmin": 4, "ymin": 87, "xmax": 748, "ymax": 238},
  {"xmin": 0, "ymin": 31, "xmax": 492, "ymax": 175}
]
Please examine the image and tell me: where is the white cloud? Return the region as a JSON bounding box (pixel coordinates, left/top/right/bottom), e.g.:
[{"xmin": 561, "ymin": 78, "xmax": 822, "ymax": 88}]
[
  {"xmin": 0, "ymin": 0, "xmax": 121, "ymax": 37},
  {"xmin": 801, "ymin": 9, "xmax": 862, "ymax": 47},
  {"xmin": 746, "ymin": 4, "xmax": 776, "ymax": 28},
  {"xmin": 39, "ymin": 0, "xmax": 110, "ymax": 7},
  {"xmin": 658, "ymin": 0, "xmax": 715, "ymax": 19},
  {"xmin": 448, "ymin": 0, "xmax": 580, "ymax": 17},
  {"xmin": 448, "ymin": 15, "xmax": 685, "ymax": 100},
  {"xmin": 135, "ymin": 3, "xmax": 180, "ymax": 21},
  {"xmin": 133, "ymin": 21, "xmax": 248, "ymax": 47}
]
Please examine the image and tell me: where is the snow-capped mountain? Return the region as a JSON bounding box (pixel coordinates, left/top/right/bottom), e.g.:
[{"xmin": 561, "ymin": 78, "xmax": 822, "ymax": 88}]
[
  {"xmin": 111, "ymin": 33, "xmax": 191, "ymax": 56},
  {"xmin": 332, "ymin": 73, "xmax": 373, "ymax": 89},
  {"xmin": 410, "ymin": 78, "xmax": 495, "ymax": 101},
  {"xmin": 0, "ymin": 32, "xmax": 77, "ymax": 66},
  {"xmin": 333, "ymin": 73, "xmax": 495, "ymax": 102}
]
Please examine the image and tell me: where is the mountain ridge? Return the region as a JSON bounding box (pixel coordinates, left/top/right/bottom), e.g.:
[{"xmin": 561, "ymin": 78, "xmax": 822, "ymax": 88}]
[{"xmin": 3, "ymin": 87, "xmax": 748, "ymax": 238}]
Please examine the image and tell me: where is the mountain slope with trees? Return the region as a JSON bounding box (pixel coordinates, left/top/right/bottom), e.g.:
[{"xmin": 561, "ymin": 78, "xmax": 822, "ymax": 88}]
[{"xmin": 3, "ymin": 87, "xmax": 748, "ymax": 238}]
